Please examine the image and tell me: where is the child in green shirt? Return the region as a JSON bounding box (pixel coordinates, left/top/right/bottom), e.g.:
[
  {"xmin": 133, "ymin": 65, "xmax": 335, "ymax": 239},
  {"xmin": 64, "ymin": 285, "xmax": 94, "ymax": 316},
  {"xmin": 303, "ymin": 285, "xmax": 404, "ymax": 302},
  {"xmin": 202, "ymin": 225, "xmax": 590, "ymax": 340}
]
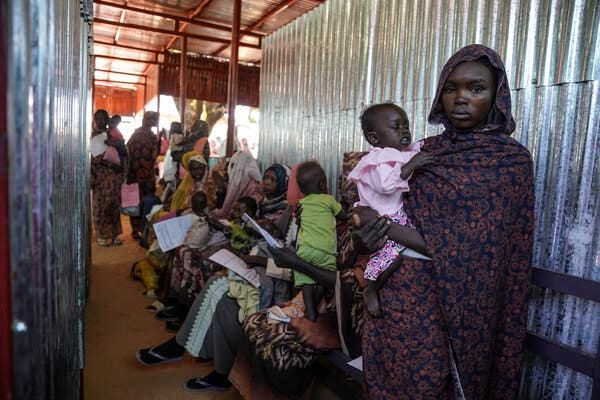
[{"xmin": 295, "ymin": 161, "xmax": 342, "ymax": 320}]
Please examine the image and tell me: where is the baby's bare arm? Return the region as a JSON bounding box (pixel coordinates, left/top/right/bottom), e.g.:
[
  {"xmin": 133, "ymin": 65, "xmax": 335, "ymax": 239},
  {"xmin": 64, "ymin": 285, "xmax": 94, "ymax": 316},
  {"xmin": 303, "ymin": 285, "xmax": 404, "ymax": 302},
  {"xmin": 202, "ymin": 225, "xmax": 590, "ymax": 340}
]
[{"xmin": 400, "ymin": 151, "xmax": 434, "ymax": 180}]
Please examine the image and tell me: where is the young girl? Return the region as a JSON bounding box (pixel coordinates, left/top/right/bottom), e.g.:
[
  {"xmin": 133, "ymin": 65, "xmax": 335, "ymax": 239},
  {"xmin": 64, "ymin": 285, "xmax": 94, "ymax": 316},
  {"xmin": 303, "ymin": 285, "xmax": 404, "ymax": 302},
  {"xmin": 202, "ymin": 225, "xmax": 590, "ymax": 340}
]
[
  {"xmin": 294, "ymin": 161, "xmax": 342, "ymax": 321},
  {"xmin": 348, "ymin": 103, "xmax": 433, "ymax": 317}
]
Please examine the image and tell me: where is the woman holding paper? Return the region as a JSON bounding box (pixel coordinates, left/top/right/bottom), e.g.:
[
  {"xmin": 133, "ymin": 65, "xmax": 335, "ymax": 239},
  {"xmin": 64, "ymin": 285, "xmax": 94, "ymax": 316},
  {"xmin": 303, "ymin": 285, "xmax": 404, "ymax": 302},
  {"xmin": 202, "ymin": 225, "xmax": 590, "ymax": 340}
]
[
  {"xmin": 90, "ymin": 109, "xmax": 123, "ymax": 247},
  {"xmin": 135, "ymin": 163, "xmax": 302, "ymax": 394}
]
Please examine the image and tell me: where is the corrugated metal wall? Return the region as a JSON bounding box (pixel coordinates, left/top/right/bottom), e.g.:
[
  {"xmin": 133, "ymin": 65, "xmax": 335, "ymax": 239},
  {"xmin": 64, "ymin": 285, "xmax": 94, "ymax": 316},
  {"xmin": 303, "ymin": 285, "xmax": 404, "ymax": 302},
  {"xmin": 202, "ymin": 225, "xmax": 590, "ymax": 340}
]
[
  {"xmin": 5, "ymin": 0, "xmax": 92, "ymax": 398},
  {"xmin": 258, "ymin": 0, "xmax": 600, "ymax": 398}
]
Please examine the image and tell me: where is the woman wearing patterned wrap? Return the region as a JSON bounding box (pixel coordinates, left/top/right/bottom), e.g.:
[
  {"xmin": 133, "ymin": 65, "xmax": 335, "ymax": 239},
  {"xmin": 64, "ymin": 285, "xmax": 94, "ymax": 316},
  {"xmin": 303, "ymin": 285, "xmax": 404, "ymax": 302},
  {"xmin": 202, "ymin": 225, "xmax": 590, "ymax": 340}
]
[
  {"xmin": 90, "ymin": 109, "xmax": 124, "ymax": 247},
  {"xmin": 355, "ymin": 44, "xmax": 535, "ymax": 399},
  {"xmin": 127, "ymin": 111, "xmax": 159, "ymax": 238}
]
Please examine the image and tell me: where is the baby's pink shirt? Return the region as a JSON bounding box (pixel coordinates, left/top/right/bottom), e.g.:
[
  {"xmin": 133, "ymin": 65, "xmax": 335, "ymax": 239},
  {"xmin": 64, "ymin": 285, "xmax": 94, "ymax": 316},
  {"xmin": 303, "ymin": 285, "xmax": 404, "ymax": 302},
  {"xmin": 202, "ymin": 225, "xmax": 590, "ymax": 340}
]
[{"xmin": 348, "ymin": 142, "xmax": 422, "ymax": 216}]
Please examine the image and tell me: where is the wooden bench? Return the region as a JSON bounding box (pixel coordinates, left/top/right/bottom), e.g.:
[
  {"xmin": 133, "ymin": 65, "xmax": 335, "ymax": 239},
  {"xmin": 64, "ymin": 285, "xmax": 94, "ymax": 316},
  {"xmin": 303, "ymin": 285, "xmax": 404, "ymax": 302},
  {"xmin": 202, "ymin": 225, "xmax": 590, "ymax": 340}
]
[{"xmin": 318, "ymin": 267, "xmax": 600, "ymax": 399}]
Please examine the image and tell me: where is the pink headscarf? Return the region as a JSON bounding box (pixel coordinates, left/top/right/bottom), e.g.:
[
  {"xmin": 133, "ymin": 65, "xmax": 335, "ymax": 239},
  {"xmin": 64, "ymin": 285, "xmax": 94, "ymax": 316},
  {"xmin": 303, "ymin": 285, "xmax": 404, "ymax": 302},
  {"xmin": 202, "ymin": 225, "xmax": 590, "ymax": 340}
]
[{"xmin": 210, "ymin": 151, "xmax": 264, "ymax": 219}]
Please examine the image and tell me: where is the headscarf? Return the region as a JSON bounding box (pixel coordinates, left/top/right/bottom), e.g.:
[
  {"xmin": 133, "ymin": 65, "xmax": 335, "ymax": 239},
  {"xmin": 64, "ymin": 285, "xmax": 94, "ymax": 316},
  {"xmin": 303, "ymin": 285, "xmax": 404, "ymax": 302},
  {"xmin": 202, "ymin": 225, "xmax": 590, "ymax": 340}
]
[
  {"xmin": 170, "ymin": 151, "xmax": 207, "ymax": 211},
  {"xmin": 211, "ymin": 151, "xmax": 263, "ymax": 218},
  {"xmin": 193, "ymin": 136, "xmax": 209, "ymax": 158},
  {"xmin": 376, "ymin": 45, "xmax": 534, "ymax": 398},
  {"xmin": 203, "ymin": 158, "xmax": 228, "ymax": 209},
  {"xmin": 260, "ymin": 163, "xmax": 290, "ymax": 218},
  {"xmin": 428, "ymin": 44, "xmax": 516, "ymax": 136}
]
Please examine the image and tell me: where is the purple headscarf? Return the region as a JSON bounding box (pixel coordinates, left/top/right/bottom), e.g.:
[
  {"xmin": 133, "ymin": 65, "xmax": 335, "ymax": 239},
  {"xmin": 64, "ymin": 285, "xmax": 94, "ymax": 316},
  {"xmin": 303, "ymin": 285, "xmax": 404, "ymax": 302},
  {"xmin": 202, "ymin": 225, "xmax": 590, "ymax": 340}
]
[{"xmin": 428, "ymin": 44, "xmax": 516, "ymax": 136}]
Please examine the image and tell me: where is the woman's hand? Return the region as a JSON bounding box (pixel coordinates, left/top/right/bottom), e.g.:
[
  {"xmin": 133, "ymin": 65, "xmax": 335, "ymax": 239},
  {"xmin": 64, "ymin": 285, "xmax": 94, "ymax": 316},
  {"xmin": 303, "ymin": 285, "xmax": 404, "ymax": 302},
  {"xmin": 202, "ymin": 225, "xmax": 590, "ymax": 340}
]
[
  {"xmin": 351, "ymin": 206, "xmax": 379, "ymax": 228},
  {"xmin": 268, "ymin": 246, "xmax": 300, "ymax": 268},
  {"xmin": 352, "ymin": 216, "xmax": 390, "ymax": 253}
]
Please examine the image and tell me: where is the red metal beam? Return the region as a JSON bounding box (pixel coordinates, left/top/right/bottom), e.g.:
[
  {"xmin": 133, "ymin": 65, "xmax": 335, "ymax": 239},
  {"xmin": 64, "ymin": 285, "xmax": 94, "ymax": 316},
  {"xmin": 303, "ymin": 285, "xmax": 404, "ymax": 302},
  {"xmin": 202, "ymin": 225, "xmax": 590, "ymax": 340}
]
[
  {"xmin": 163, "ymin": 0, "xmax": 212, "ymax": 51},
  {"xmin": 213, "ymin": 0, "xmax": 299, "ymax": 56},
  {"xmin": 94, "ymin": 54, "xmax": 160, "ymax": 65},
  {"xmin": 93, "ymin": 0, "xmax": 263, "ymax": 40},
  {"xmin": 94, "ymin": 79, "xmax": 144, "ymax": 86},
  {"xmin": 226, "ymin": 0, "xmax": 241, "ymax": 157},
  {"xmin": 94, "ymin": 40, "xmax": 160, "ymax": 55},
  {"xmin": 94, "ymin": 68, "xmax": 146, "ymax": 78},
  {"xmin": 94, "ymin": 17, "xmax": 261, "ymax": 49}
]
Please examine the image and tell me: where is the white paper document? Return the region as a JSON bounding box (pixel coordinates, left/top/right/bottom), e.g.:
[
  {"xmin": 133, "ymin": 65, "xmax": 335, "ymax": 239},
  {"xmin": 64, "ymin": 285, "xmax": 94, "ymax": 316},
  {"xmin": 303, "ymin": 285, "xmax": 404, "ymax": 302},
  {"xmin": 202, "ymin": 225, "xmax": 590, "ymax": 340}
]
[
  {"xmin": 348, "ymin": 356, "xmax": 363, "ymax": 371},
  {"xmin": 241, "ymin": 213, "xmax": 282, "ymax": 248},
  {"xmin": 153, "ymin": 214, "xmax": 194, "ymax": 252},
  {"xmin": 208, "ymin": 249, "xmax": 261, "ymax": 288},
  {"xmin": 90, "ymin": 132, "xmax": 108, "ymax": 156}
]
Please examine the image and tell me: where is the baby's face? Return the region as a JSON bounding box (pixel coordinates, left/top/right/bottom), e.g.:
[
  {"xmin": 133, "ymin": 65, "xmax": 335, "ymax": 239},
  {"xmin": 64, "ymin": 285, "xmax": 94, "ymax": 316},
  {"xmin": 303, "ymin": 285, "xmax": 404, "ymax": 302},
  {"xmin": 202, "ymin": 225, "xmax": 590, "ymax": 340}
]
[{"xmin": 370, "ymin": 106, "xmax": 411, "ymax": 150}]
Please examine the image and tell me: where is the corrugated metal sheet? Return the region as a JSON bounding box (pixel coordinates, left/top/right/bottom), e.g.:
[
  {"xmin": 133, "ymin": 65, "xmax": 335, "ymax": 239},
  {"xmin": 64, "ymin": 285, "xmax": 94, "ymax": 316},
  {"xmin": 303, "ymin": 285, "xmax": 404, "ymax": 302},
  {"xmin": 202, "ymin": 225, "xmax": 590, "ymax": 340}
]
[
  {"xmin": 5, "ymin": 0, "xmax": 92, "ymax": 398},
  {"xmin": 258, "ymin": 0, "xmax": 600, "ymax": 398}
]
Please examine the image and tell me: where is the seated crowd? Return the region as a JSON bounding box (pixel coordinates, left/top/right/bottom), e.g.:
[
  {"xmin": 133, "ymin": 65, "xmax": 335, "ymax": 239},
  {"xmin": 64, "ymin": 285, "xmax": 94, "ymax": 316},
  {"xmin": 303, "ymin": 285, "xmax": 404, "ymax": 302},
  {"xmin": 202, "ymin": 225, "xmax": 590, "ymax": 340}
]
[{"xmin": 92, "ymin": 44, "xmax": 535, "ymax": 400}]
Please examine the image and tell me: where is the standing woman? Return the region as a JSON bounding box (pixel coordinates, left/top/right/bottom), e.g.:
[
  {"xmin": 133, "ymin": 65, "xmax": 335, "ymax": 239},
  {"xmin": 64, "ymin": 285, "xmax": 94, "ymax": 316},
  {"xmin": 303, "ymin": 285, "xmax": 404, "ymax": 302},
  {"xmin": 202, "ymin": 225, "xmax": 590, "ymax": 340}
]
[
  {"xmin": 90, "ymin": 109, "xmax": 123, "ymax": 246},
  {"xmin": 127, "ymin": 111, "xmax": 159, "ymax": 239},
  {"xmin": 357, "ymin": 45, "xmax": 535, "ymax": 399}
]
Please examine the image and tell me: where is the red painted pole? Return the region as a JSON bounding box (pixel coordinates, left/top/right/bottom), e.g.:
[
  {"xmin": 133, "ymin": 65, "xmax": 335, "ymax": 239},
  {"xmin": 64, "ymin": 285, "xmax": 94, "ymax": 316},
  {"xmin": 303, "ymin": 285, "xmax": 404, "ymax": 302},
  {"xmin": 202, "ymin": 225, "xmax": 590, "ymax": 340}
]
[{"xmin": 226, "ymin": 0, "xmax": 241, "ymax": 157}]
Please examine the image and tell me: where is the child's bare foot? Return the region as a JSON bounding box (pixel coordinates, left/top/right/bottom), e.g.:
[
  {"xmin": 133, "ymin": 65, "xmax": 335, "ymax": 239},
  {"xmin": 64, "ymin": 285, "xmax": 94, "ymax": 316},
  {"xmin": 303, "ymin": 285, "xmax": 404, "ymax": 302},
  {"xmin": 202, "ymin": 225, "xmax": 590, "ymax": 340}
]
[{"xmin": 364, "ymin": 284, "xmax": 383, "ymax": 318}]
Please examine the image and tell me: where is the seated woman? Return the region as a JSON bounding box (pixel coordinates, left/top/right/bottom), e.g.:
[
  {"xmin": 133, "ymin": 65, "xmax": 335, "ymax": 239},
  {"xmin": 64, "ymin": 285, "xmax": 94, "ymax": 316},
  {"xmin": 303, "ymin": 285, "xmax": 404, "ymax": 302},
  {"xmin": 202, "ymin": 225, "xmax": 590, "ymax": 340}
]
[
  {"xmin": 135, "ymin": 163, "xmax": 300, "ymax": 394},
  {"xmin": 210, "ymin": 151, "xmax": 264, "ymax": 219},
  {"xmin": 166, "ymin": 196, "xmax": 260, "ymax": 318},
  {"xmin": 131, "ymin": 151, "xmax": 209, "ymax": 297},
  {"xmin": 229, "ymin": 152, "xmax": 369, "ymax": 399}
]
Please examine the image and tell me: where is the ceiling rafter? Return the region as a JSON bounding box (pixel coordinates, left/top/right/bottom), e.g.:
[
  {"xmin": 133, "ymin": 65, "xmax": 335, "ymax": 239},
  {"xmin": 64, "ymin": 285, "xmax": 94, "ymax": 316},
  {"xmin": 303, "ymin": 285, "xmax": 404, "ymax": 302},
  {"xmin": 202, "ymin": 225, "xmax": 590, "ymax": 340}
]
[
  {"xmin": 95, "ymin": 54, "xmax": 161, "ymax": 64},
  {"xmin": 94, "ymin": 68, "xmax": 146, "ymax": 78},
  {"xmin": 94, "ymin": 40, "xmax": 161, "ymax": 55},
  {"xmin": 94, "ymin": 17, "xmax": 261, "ymax": 49},
  {"xmin": 212, "ymin": 0, "xmax": 299, "ymax": 57},
  {"xmin": 163, "ymin": 0, "xmax": 212, "ymax": 52},
  {"xmin": 94, "ymin": 0, "xmax": 263, "ymax": 40}
]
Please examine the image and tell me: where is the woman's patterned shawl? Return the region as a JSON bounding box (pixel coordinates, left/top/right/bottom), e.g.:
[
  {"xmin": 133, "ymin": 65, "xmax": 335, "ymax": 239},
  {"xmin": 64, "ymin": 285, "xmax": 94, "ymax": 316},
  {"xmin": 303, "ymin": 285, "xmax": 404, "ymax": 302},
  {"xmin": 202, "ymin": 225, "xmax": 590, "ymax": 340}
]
[{"xmin": 403, "ymin": 44, "xmax": 535, "ymax": 398}]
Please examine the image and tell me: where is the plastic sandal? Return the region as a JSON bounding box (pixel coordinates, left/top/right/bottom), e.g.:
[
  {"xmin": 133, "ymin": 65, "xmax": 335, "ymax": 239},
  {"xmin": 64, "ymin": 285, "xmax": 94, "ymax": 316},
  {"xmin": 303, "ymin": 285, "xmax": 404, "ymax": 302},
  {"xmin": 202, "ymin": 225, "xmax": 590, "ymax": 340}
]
[
  {"xmin": 146, "ymin": 301, "xmax": 166, "ymax": 312},
  {"xmin": 184, "ymin": 378, "xmax": 230, "ymax": 392},
  {"xmin": 136, "ymin": 347, "xmax": 183, "ymax": 366},
  {"xmin": 112, "ymin": 237, "xmax": 123, "ymax": 246},
  {"xmin": 97, "ymin": 238, "xmax": 111, "ymax": 247}
]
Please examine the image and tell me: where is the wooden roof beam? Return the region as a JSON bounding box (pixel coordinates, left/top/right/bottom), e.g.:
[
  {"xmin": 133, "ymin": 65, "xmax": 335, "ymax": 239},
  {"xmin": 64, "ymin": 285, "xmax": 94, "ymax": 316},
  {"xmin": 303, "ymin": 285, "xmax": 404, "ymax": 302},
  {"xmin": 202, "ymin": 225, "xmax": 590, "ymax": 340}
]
[{"xmin": 212, "ymin": 0, "xmax": 298, "ymax": 56}]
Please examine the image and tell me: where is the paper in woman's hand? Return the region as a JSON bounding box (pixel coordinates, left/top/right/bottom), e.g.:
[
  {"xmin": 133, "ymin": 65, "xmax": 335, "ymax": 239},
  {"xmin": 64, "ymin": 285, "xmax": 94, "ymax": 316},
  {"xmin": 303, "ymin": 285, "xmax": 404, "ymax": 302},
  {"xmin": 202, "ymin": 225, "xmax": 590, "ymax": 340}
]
[
  {"xmin": 241, "ymin": 213, "xmax": 282, "ymax": 248},
  {"xmin": 208, "ymin": 249, "xmax": 261, "ymax": 288},
  {"xmin": 90, "ymin": 132, "xmax": 108, "ymax": 156}
]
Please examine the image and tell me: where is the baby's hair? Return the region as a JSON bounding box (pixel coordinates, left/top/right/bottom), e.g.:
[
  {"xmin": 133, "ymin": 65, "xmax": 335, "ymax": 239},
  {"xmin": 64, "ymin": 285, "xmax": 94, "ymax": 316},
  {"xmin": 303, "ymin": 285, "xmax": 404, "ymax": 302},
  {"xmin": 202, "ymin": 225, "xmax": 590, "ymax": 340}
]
[
  {"xmin": 109, "ymin": 115, "xmax": 121, "ymax": 127},
  {"xmin": 360, "ymin": 103, "xmax": 409, "ymax": 145},
  {"xmin": 191, "ymin": 191, "xmax": 207, "ymax": 213},
  {"xmin": 237, "ymin": 196, "xmax": 258, "ymax": 217},
  {"xmin": 296, "ymin": 161, "xmax": 328, "ymax": 195},
  {"xmin": 94, "ymin": 109, "xmax": 109, "ymax": 130}
]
